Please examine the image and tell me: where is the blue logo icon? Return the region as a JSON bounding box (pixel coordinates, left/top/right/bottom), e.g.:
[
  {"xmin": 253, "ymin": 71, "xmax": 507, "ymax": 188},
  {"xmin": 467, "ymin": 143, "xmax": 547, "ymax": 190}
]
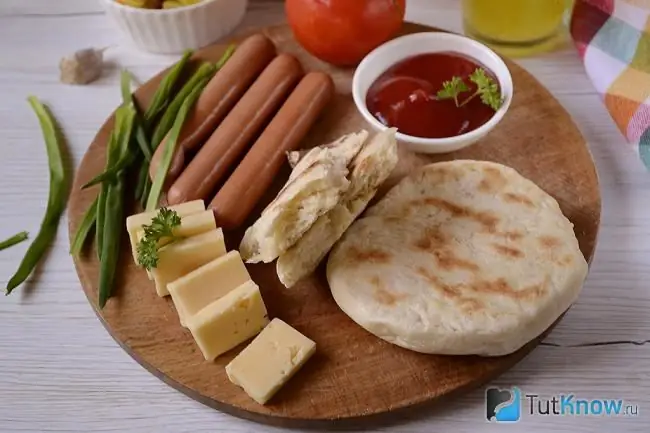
[{"xmin": 486, "ymin": 387, "xmax": 521, "ymax": 422}]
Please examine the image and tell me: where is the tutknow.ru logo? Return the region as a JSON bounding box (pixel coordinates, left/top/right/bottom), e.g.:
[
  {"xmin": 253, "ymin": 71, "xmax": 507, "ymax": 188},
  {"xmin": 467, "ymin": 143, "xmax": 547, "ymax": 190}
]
[{"xmin": 486, "ymin": 387, "xmax": 639, "ymax": 422}]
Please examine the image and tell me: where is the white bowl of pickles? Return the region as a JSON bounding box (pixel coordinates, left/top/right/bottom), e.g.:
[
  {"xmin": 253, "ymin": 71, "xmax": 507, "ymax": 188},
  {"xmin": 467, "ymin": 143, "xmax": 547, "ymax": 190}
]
[{"xmin": 103, "ymin": 0, "xmax": 248, "ymax": 54}]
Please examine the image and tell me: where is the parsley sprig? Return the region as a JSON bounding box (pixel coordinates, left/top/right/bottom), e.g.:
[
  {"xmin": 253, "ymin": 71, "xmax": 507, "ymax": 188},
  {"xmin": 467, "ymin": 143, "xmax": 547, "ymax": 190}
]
[
  {"xmin": 136, "ymin": 208, "xmax": 182, "ymax": 271},
  {"xmin": 436, "ymin": 68, "xmax": 503, "ymax": 111}
]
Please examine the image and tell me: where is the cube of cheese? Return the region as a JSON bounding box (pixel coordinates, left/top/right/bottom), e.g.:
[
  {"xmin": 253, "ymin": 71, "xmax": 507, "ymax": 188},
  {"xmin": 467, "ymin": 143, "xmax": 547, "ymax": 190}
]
[
  {"xmin": 132, "ymin": 209, "xmax": 216, "ymax": 264},
  {"xmin": 225, "ymin": 318, "xmax": 316, "ymax": 405},
  {"xmin": 126, "ymin": 200, "xmax": 205, "ymax": 263},
  {"xmin": 168, "ymin": 250, "xmax": 251, "ymax": 327},
  {"xmin": 151, "ymin": 229, "xmax": 226, "ymax": 297},
  {"xmin": 186, "ymin": 281, "xmax": 269, "ymax": 361}
]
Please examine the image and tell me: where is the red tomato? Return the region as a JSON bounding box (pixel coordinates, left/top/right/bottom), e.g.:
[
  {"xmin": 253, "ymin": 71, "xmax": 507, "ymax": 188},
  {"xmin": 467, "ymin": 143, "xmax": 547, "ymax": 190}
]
[{"xmin": 286, "ymin": 0, "xmax": 406, "ymax": 67}]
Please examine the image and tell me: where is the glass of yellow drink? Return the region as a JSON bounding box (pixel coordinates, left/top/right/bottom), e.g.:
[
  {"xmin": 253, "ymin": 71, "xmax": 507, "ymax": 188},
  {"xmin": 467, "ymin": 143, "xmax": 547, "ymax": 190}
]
[{"xmin": 462, "ymin": 0, "xmax": 572, "ymax": 57}]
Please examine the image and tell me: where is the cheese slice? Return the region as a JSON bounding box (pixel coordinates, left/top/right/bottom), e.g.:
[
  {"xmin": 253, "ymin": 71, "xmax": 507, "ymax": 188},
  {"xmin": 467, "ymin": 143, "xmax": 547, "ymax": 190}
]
[
  {"xmin": 186, "ymin": 280, "xmax": 269, "ymax": 361},
  {"xmin": 226, "ymin": 318, "xmax": 316, "ymax": 405},
  {"xmin": 168, "ymin": 250, "xmax": 251, "ymax": 327},
  {"xmin": 126, "ymin": 200, "xmax": 205, "ymax": 263},
  {"xmin": 131, "ymin": 209, "xmax": 216, "ymax": 264},
  {"xmin": 151, "ymin": 229, "xmax": 226, "ymax": 297}
]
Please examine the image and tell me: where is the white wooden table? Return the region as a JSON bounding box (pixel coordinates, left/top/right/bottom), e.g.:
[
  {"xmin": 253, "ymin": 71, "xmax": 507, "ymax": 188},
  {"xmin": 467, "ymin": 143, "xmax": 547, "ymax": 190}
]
[{"xmin": 0, "ymin": 1, "xmax": 648, "ymax": 432}]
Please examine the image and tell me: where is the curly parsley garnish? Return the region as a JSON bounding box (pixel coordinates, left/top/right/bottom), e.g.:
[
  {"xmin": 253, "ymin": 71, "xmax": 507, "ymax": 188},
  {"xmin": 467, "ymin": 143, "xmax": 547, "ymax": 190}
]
[
  {"xmin": 436, "ymin": 67, "xmax": 503, "ymax": 111},
  {"xmin": 136, "ymin": 208, "xmax": 182, "ymax": 270}
]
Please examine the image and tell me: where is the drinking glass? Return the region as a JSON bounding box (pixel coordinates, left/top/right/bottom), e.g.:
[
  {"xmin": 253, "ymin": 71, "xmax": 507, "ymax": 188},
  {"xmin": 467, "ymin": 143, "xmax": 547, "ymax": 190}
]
[{"xmin": 462, "ymin": 0, "xmax": 573, "ymax": 57}]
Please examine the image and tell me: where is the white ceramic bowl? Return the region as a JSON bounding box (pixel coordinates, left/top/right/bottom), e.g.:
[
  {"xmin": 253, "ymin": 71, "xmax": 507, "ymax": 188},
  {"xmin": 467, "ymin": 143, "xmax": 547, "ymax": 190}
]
[
  {"xmin": 102, "ymin": 0, "xmax": 248, "ymax": 54},
  {"xmin": 352, "ymin": 32, "xmax": 513, "ymax": 154}
]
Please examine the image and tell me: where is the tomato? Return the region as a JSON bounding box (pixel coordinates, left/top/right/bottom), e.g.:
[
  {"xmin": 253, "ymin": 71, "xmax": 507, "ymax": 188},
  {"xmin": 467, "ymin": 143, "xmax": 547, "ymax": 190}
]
[{"xmin": 286, "ymin": 0, "xmax": 406, "ymax": 67}]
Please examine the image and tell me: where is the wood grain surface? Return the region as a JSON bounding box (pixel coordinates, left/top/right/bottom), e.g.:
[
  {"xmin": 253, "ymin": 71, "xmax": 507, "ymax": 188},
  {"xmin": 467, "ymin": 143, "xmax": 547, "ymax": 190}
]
[
  {"xmin": 3, "ymin": 2, "xmax": 649, "ymax": 433},
  {"xmin": 66, "ymin": 23, "xmax": 600, "ymax": 427}
]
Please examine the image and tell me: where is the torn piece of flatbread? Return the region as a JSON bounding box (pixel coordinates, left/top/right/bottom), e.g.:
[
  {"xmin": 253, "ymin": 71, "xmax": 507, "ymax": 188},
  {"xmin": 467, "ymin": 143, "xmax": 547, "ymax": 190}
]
[
  {"xmin": 276, "ymin": 128, "xmax": 398, "ymax": 287},
  {"xmin": 240, "ymin": 131, "xmax": 369, "ymax": 263}
]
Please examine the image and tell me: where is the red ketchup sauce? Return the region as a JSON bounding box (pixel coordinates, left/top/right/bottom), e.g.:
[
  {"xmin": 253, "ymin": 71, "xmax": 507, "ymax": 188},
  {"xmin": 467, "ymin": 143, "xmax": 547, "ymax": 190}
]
[{"xmin": 366, "ymin": 53, "xmax": 497, "ymax": 139}]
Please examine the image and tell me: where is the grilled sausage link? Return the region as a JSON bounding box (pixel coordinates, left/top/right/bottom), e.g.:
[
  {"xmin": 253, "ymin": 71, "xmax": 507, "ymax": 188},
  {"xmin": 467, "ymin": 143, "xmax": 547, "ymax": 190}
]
[
  {"xmin": 209, "ymin": 72, "xmax": 335, "ymax": 229},
  {"xmin": 149, "ymin": 34, "xmax": 277, "ymax": 184},
  {"xmin": 167, "ymin": 54, "xmax": 304, "ymax": 205}
]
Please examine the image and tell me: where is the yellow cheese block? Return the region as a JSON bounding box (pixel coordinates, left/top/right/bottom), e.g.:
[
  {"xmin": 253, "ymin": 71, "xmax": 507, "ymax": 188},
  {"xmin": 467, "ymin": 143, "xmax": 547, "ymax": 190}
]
[
  {"xmin": 131, "ymin": 209, "xmax": 216, "ymax": 264},
  {"xmin": 225, "ymin": 318, "xmax": 316, "ymax": 405},
  {"xmin": 126, "ymin": 200, "xmax": 205, "ymax": 263},
  {"xmin": 151, "ymin": 229, "xmax": 226, "ymax": 297},
  {"xmin": 168, "ymin": 250, "xmax": 251, "ymax": 327},
  {"xmin": 186, "ymin": 280, "xmax": 269, "ymax": 361}
]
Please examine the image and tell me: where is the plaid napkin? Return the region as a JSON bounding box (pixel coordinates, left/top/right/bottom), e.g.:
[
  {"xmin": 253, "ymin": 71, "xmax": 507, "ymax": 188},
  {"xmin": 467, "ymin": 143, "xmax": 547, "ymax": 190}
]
[{"xmin": 571, "ymin": 0, "xmax": 650, "ymax": 168}]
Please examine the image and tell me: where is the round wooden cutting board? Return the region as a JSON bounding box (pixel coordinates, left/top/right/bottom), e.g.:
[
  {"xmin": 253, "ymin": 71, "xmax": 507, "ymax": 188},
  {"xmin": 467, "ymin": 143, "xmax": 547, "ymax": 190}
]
[{"xmin": 68, "ymin": 23, "xmax": 601, "ymax": 427}]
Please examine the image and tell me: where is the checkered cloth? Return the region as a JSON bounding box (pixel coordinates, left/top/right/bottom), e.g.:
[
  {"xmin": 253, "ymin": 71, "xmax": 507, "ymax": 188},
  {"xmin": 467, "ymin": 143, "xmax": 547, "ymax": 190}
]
[{"xmin": 571, "ymin": 0, "xmax": 650, "ymax": 168}]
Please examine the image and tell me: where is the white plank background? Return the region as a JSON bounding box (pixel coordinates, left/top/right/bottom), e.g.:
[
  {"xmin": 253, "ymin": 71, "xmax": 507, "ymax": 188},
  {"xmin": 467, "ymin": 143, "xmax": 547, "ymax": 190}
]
[{"xmin": 0, "ymin": 1, "xmax": 648, "ymax": 432}]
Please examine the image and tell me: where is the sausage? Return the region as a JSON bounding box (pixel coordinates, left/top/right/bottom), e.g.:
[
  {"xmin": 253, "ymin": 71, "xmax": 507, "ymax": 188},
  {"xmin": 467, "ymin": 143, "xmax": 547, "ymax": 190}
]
[
  {"xmin": 149, "ymin": 34, "xmax": 277, "ymax": 183},
  {"xmin": 209, "ymin": 72, "xmax": 335, "ymax": 229},
  {"xmin": 167, "ymin": 54, "xmax": 304, "ymax": 205}
]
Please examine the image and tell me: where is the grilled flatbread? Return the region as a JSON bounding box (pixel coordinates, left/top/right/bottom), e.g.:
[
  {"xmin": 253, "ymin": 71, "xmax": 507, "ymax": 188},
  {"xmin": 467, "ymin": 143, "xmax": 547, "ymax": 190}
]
[
  {"xmin": 276, "ymin": 129, "xmax": 398, "ymax": 288},
  {"xmin": 240, "ymin": 131, "xmax": 368, "ymax": 263},
  {"xmin": 327, "ymin": 160, "xmax": 588, "ymax": 356}
]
